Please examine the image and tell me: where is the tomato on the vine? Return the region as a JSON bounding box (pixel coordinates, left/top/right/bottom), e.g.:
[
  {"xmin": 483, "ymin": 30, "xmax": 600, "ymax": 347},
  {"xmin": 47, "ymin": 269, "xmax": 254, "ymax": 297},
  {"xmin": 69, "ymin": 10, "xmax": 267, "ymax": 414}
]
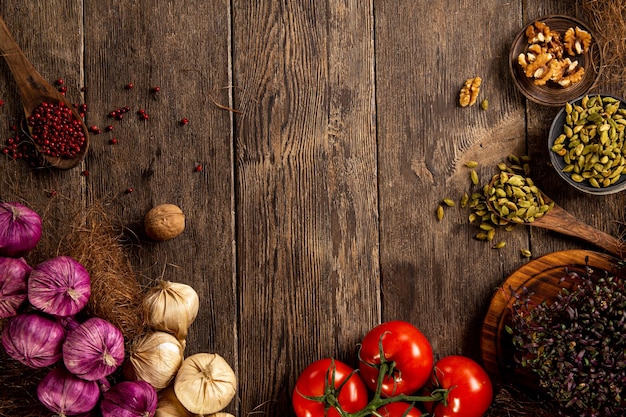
[
  {"xmin": 426, "ymin": 355, "xmax": 493, "ymax": 417},
  {"xmin": 358, "ymin": 320, "xmax": 433, "ymax": 397},
  {"xmin": 375, "ymin": 401, "xmax": 423, "ymax": 417},
  {"xmin": 292, "ymin": 358, "xmax": 368, "ymax": 417}
]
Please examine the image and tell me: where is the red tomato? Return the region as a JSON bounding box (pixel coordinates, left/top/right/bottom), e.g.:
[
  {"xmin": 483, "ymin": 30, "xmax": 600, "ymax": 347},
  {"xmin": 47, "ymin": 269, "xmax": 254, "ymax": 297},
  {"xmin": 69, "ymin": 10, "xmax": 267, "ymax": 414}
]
[
  {"xmin": 358, "ymin": 320, "xmax": 433, "ymax": 396},
  {"xmin": 292, "ymin": 358, "xmax": 368, "ymax": 417},
  {"xmin": 376, "ymin": 401, "xmax": 423, "ymax": 417},
  {"xmin": 428, "ymin": 355, "xmax": 493, "ymax": 417}
]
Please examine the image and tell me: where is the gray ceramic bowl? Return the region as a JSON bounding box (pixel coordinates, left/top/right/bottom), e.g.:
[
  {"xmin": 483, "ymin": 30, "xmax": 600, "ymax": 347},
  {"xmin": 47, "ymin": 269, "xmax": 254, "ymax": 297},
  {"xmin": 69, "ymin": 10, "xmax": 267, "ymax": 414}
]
[{"xmin": 548, "ymin": 94, "xmax": 626, "ymax": 195}]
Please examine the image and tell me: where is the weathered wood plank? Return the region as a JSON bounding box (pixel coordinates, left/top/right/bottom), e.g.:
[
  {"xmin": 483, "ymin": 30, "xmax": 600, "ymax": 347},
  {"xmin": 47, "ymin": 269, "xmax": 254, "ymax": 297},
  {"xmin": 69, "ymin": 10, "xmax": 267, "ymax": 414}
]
[
  {"xmin": 374, "ymin": 0, "xmax": 530, "ymax": 359},
  {"xmin": 0, "ymin": 3, "xmax": 86, "ymax": 243},
  {"xmin": 232, "ymin": 1, "xmax": 379, "ymax": 415},
  {"xmin": 81, "ymin": 0, "xmax": 237, "ymax": 412}
]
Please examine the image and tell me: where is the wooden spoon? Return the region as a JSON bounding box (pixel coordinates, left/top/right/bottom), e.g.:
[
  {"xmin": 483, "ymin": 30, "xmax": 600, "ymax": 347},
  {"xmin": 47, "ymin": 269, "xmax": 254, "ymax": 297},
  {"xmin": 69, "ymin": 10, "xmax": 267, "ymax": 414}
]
[
  {"xmin": 487, "ymin": 174, "xmax": 625, "ymax": 258},
  {"xmin": 0, "ymin": 15, "xmax": 88, "ymax": 169}
]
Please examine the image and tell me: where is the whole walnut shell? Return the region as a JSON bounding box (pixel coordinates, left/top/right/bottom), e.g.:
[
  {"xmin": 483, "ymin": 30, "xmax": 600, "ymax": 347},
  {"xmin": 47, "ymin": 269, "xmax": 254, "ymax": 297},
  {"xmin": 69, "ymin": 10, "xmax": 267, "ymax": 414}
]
[{"xmin": 144, "ymin": 204, "xmax": 186, "ymax": 241}]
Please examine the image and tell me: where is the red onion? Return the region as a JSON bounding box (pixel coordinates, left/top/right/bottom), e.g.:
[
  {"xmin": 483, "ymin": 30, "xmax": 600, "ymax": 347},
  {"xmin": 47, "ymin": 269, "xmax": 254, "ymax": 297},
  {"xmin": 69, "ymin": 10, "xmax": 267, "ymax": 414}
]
[
  {"xmin": 37, "ymin": 367, "xmax": 100, "ymax": 416},
  {"xmin": 28, "ymin": 256, "xmax": 91, "ymax": 317},
  {"xmin": 0, "ymin": 201, "xmax": 42, "ymax": 257},
  {"xmin": 101, "ymin": 380, "xmax": 157, "ymax": 417},
  {"xmin": 1, "ymin": 311, "xmax": 65, "ymax": 368},
  {"xmin": 0, "ymin": 256, "xmax": 31, "ymax": 318},
  {"xmin": 63, "ymin": 317, "xmax": 125, "ymax": 381}
]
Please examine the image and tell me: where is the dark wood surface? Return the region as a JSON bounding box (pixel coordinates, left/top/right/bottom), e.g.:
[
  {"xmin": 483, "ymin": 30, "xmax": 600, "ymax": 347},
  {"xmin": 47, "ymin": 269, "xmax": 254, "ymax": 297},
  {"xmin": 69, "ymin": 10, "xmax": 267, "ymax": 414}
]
[{"xmin": 1, "ymin": 1, "xmax": 624, "ymax": 416}]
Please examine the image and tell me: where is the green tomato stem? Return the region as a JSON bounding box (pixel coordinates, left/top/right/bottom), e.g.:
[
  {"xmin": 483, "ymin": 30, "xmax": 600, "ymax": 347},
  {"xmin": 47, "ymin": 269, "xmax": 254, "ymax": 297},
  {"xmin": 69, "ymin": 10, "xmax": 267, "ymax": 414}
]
[{"xmin": 327, "ymin": 361, "xmax": 449, "ymax": 417}]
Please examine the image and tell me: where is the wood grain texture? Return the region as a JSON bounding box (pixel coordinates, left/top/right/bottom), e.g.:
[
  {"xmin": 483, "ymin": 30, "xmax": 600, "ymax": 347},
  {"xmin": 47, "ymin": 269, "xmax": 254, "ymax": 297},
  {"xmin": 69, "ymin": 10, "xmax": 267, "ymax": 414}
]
[
  {"xmin": 232, "ymin": 1, "xmax": 379, "ymax": 413},
  {"xmin": 0, "ymin": 1, "xmax": 624, "ymax": 416}
]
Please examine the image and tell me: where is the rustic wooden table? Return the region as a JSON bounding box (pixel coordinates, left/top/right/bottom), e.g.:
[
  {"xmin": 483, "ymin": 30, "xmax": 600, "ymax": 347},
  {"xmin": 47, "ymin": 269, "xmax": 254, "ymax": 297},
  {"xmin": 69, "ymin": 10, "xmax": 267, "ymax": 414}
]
[{"xmin": 1, "ymin": 1, "xmax": 623, "ymax": 416}]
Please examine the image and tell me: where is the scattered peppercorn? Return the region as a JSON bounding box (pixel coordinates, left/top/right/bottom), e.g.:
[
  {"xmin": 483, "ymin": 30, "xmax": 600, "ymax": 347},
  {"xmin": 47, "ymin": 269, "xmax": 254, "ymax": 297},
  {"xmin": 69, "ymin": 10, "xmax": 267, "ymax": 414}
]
[
  {"xmin": 82, "ymin": 170, "xmax": 89, "ymax": 177},
  {"xmin": 0, "ymin": 99, "xmax": 4, "ymax": 106},
  {"xmin": 194, "ymin": 164, "xmax": 202, "ymax": 172},
  {"xmin": 89, "ymin": 125, "xmax": 102, "ymax": 134},
  {"xmin": 137, "ymin": 109, "xmax": 149, "ymax": 120},
  {"xmin": 125, "ymin": 82, "xmax": 134, "ymax": 89},
  {"xmin": 109, "ymin": 138, "xmax": 118, "ymax": 145},
  {"xmin": 150, "ymin": 86, "xmax": 161, "ymax": 93},
  {"xmin": 105, "ymin": 125, "xmax": 113, "ymax": 132},
  {"xmin": 180, "ymin": 118, "xmax": 189, "ymax": 125},
  {"xmin": 125, "ymin": 187, "xmax": 134, "ymax": 194},
  {"xmin": 55, "ymin": 78, "xmax": 64, "ymax": 86}
]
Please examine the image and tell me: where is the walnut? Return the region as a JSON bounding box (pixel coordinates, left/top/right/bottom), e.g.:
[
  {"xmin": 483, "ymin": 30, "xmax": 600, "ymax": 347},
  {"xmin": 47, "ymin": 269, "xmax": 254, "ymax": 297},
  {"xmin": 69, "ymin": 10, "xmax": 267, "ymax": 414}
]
[
  {"xmin": 144, "ymin": 204, "xmax": 186, "ymax": 241},
  {"xmin": 517, "ymin": 22, "xmax": 591, "ymax": 88},
  {"xmin": 557, "ymin": 60, "xmax": 585, "ymax": 87},
  {"xmin": 524, "ymin": 52, "xmax": 554, "ymax": 83},
  {"xmin": 563, "ymin": 26, "xmax": 592, "ymax": 55},
  {"xmin": 546, "ymin": 37, "xmax": 564, "ymax": 60},
  {"xmin": 526, "ymin": 21, "xmax": 552, "ymax": 43},
  {"xmin": 517, "ymin": 53, "xmax": 529, "ymax": 71},
  {"xmin": 459, "ymin": 76, "xmax": 482, "ymax": 107},
  {"xmin": 528, "ymin": 43, "xmax": 544, "ymax": 55},
  {"xmin": 549, "ymin": 58, "xmax": 570, "ymax": 83}
]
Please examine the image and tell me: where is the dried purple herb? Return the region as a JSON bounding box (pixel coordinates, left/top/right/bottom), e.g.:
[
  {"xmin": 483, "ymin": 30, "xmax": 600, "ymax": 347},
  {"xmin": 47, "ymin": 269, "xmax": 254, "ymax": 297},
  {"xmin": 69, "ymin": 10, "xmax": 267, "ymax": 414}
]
[{"xmin": 506, "ymin": 263, "xmax": 626, "ymax": 416}]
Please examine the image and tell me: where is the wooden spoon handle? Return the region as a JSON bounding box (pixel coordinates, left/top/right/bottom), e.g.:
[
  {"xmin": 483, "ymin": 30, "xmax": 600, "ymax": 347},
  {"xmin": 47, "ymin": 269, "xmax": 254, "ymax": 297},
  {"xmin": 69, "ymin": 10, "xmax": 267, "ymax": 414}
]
[
  {"xmin": 533, "ymin": 204, "xmax": 624, "ymax": 258},
  {"xmin": 0, "ymin": 16, "xmax": 58, "ymax": 111}
]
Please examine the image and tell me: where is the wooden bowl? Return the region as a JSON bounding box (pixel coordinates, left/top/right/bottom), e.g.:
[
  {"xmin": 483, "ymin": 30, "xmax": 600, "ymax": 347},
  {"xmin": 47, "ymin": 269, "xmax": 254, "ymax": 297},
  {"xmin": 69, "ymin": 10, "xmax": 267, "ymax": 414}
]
[
  {"xmin": 480, "ymin": 249, "xmax": 619, "ymax": 390},
  {"xmin": 509, "ymin": 15, "xmax": 602, "ymax": 107}
]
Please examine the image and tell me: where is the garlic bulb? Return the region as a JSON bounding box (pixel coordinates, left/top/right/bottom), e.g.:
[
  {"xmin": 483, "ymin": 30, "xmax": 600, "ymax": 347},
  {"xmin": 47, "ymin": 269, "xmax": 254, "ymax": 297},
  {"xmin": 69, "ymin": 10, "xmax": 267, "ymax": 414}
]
[
  {"xmin": 174, "ymin": 353, "xmax": 236, "ymax": 415},
  {"xmin": 143, "ymin": 281, "xmax": 199, "ymax": 340},
  {"xmin": 125, "ymin": 331, "xmax": 184, "ymax": 390},
  {"xmin": 155, "ymin": 385, "xmax": 194, "ymax": 417}
]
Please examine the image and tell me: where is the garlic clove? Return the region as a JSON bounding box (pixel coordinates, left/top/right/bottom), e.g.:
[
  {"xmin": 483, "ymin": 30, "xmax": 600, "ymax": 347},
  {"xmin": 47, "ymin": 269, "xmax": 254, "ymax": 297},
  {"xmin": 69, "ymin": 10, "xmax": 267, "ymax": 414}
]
[
  {"xmin": 174, "ymin": 353, "xmax": 237, "ymax": 415},
  {"xmin": 144, "ymin": 280, "xmax": 199, "ymax": 341},
  {"xmin": 124, "ymin": 331, "xmax": 184, "ymax": 390}
]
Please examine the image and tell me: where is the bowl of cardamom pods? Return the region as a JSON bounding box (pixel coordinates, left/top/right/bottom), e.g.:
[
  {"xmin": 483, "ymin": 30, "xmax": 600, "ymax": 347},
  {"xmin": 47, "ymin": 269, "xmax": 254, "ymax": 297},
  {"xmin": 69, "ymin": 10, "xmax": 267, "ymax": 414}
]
[{"xmin": 548, "ymin": 94, "xmax": 626, "ymax": 195}]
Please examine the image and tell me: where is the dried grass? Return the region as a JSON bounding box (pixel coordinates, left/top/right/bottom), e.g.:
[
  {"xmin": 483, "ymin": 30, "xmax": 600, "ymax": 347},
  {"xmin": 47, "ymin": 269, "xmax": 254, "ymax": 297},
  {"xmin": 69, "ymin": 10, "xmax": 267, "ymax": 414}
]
[
  {"xmin": 56, "ymin": 202, "xmax": 148, "ymax": 344},
  {"xmin": 581, "ymin": 0, "xmax": 626, "ymax": 96},
  {"xmin": 486, "ymin": 385, "xmax": 558, "ymax": 417}
]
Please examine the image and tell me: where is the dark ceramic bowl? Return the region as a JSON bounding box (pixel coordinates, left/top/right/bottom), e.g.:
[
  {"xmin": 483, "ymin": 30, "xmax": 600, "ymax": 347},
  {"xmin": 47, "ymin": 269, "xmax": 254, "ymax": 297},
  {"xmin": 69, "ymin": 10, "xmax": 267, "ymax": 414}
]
[
  {"xmin": 548, "ymin": 94, "xmax": 626, "ymax": 195},
  {"xmin": 510, "ymin": 15, "xmax": 602, "ymax": 107}
]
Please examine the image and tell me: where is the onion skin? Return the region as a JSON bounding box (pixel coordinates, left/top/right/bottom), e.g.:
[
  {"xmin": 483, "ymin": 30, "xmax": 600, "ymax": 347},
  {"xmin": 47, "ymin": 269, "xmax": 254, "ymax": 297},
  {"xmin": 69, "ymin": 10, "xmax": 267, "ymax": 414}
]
[
  {"xmin": 124, "ymin": 331, "xmax": 184, "ymax": 390},
  {"xmin": 37, "ymin": 367, "xmax": 100, "ymax": 416},
  {"xmin": 0, "ymin": 202, "xmax": 42, "ymax": 258},
  {"xmin": 0, "ymin": 256, "xmax": 31, "ymax": 318},
  {"xmin": 63, "ymin": 317, "xmax": 125, "ymax": 381},
  {"xmin": 101, "ymin": 380, "xmax": 157, "ymax": 417},
  {"xmin": 1, "ymin": 311, "xmax": 66, "ymax": 368},
  {"xmin": 28, "ymin": 256, "xmax": 91, "ymax": 317}
]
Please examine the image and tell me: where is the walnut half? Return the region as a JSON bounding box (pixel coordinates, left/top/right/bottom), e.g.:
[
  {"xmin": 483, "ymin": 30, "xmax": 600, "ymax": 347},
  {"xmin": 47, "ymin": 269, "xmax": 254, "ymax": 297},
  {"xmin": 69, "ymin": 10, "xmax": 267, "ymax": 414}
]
[{"xmin": 459, "ymin": 76, "xmax": 482, "ymax": 107}]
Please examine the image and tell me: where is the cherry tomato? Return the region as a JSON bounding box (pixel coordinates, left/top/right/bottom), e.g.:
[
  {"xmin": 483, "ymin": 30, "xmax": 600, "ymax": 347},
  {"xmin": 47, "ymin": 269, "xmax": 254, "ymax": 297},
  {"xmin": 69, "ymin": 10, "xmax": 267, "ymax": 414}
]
[
  {"xmin": 376, "ymin": 401, "xmax": 423, "ymax": 417},
  {"xmin": 292, "ymin": 358, "xmax": 368, "ymax": 417},
  {"xmin": 358, "ymin": 320, "xmax": 433, "ymax": 396},
  {"xmin": 427, "ymin": 355, "xmax": 493, "ymax": 417}
]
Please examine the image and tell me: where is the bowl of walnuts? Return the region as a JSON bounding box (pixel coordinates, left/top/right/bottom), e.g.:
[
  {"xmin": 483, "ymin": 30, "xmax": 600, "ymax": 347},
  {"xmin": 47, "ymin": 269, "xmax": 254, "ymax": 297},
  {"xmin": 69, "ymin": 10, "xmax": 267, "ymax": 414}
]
[
  {"xmin": 510, "ymin": 15, "xmax": 602, "ymax": 106},
  {"xmin": 548, "ymin": 93, "xmax": 626, "ymax": 195}
]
